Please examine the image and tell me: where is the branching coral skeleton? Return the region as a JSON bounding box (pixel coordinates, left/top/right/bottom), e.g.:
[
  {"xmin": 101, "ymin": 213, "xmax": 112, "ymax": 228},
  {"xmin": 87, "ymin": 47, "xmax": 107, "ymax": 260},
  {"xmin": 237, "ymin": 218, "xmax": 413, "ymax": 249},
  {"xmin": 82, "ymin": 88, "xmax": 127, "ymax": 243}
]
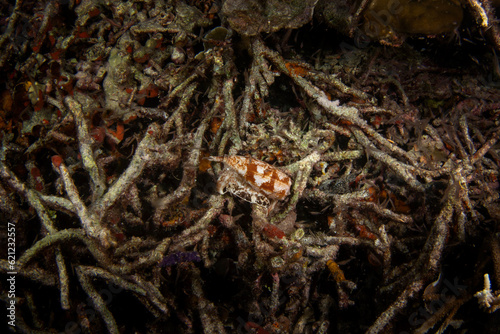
[
  {"xmin": 1, "ymin": 1, "xmax": 500, "ymax": 333},
  {"xmin": 475, "ymin": 274, "xmax": 500, "ymax": 313}
]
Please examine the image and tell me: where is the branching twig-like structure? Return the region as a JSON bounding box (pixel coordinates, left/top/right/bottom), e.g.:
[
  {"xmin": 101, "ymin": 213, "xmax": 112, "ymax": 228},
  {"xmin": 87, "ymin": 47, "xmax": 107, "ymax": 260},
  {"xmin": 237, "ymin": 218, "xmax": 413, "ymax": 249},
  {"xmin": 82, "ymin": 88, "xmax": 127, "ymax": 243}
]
[{"xmin": 1, "ymin": 1, "xmax": 500, "ymax": 333}]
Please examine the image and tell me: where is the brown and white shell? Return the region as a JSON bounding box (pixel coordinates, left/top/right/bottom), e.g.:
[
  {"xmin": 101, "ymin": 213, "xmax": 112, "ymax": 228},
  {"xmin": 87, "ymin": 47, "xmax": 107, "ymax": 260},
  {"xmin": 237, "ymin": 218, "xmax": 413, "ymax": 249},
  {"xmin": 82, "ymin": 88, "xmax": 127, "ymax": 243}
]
[{"xmin": 208, "ymin": 155, "xmax": 292, "ymax": 206}]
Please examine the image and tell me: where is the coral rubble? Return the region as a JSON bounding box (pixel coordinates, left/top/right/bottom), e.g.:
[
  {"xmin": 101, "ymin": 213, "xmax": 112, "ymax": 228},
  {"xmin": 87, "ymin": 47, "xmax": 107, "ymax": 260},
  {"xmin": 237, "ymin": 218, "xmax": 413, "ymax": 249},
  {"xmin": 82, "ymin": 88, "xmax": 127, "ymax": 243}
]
[{"xmin": 1, "ymin": 0, "xmax": 500, "ymax": 333}]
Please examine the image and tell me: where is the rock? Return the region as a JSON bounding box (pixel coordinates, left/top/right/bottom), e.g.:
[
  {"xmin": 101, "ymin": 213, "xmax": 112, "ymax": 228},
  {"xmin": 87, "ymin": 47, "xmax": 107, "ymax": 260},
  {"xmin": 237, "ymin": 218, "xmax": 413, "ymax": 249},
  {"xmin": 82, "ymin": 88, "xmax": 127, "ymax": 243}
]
[{"xmin": 222, "ymin": 0, "xmax": 319, "ymax": 36}]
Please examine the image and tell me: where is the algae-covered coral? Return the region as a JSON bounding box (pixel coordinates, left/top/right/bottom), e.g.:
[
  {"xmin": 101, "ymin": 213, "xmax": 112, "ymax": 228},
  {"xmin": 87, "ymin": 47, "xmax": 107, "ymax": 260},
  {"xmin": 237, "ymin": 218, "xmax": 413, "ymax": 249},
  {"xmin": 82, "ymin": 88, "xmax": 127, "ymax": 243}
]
[{"xmin": 1, "ymin": 0, "xmax": 500, "ymax": 333}]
